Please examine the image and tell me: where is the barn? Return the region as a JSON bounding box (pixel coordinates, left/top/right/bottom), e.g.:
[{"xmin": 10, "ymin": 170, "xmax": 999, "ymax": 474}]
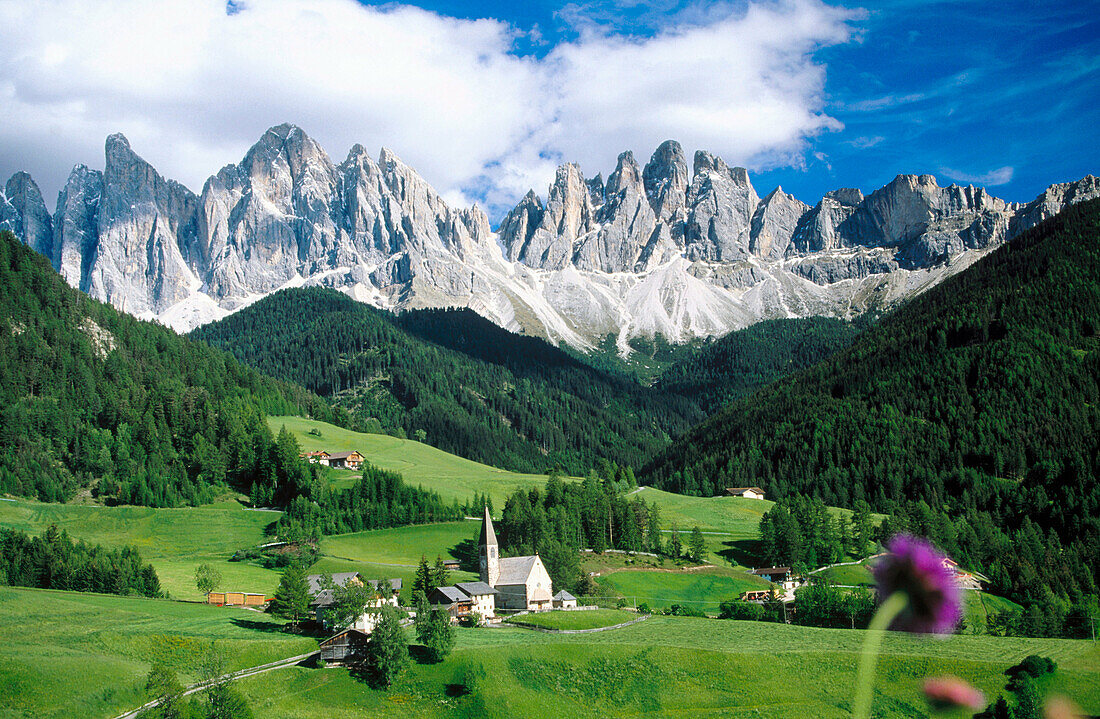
[{"xmin": 319, "ymin": 629, "xmax": 371, "ymax": 664}]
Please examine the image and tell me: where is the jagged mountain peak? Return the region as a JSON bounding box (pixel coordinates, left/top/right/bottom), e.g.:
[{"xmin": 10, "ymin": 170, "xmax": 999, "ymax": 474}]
[{"xmin": 5, "ymin": 129, "xmax": 1099, "ymax": 356}]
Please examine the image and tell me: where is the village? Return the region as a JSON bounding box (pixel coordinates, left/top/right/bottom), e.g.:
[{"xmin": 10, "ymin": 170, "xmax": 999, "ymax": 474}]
[{"xmin": 206, "ymin": 485, "xmax": 988, "ymax": 665}]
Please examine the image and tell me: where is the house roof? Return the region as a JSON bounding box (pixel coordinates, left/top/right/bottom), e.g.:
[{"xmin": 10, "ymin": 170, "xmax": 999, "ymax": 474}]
[
  {"xmin": 319, "ymin": 628, "xmax": 371, "ymax": 647},
  {"xmin": 478, "ymin": 505, "xmax": 498, "ymax": 547},
  {"xmin": 429, "ymin": 586, "xmax": 469, "ymax": 604},
  {"xmin": 496, "ymin": 555, "xmax": 538, "ymax": 585},
  {"xmin": 726, "ymin": 487, "xmax": 765, "ymax": 495},
  {"xmin": 455, "ymin": 581, "xmax": 498, "ymax": 597},
  {"xmin": 553, "ymin": 590, "xmax": 576, "ymax": 601},
  {"xmin": 307, "ymin": 572, "xmax": 362, "ymax": 595},
  {"xmin": 751, "ymin": 566, "xmax": 791, "ymax": 576},
  {"xmin": 326, "ymin": 451, "xmax": 362, "ymax": 460},
  {"xmin": 366, "ymin": 578, "xmax": 402, "ymax": 592}
]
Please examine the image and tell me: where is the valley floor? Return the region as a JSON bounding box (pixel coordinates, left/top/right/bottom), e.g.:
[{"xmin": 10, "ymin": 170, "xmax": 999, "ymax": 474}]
[{"xmin": 2, "ymin": 586, "xmax": 1097, "ymax": 719}]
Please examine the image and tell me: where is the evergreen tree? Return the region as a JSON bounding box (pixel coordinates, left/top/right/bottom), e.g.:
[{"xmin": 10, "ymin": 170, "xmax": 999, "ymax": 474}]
[
  {"xmin": 688, "ymin": 526, "xmax": 707, "ymax": 563},
  {"xmin": 413, "ymin": 590, "xmax": 431, "ymax": 644},
  {"xmin": 432, "ymin": 555, "xmax": 450, "ymax": 591},
  {"xmin": 667, "ymin": 526, "xmax": 682, "ymax": 559},
  {"xmin": 272, "ymin": 563, "xmax": 311, "ymax": 624},
  {"xmin": 363, "ymin": 605, "xmax": 408, "ymax": 689},
  {"xmin": 421, "ymin": 607, "xmax": 457, "ymax": 663}
]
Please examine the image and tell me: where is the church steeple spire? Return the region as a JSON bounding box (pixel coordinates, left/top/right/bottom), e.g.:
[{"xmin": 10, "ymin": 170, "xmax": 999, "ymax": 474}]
[{"xmin": 479, "ymin": 505, "xmax": 499, "ymax": 586}]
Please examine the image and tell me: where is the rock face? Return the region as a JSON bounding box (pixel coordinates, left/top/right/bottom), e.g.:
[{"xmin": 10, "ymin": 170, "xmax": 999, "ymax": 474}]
[{"xmin": 5, "ymin": 126, "xmax": 1098, "ymax": 353}]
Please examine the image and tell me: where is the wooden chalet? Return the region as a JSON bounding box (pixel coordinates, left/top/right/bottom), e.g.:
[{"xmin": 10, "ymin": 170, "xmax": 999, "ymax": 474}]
[
  {"xmin": 319, "ymin": 629, "xmax": 371, "ymax": 664},
  {"xmin": 299, "ymin": 450, "xmax": 330, "ymax": 465},
  {"xmin": 726, "ymin": 486, "xmax": 766, "ymax": 500},
  {"xmin": 751, "ymin": 567, "xmax": 792, "ymax": 583},
  {"xmin": 326, "ymin": 450, "xmax": 364, "ymax": 470}
]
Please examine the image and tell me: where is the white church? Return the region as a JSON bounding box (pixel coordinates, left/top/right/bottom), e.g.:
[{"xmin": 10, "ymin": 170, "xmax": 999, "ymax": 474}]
[{"xmin": 479, "ymin": 506, "xmax": 555, "ymax": 611}]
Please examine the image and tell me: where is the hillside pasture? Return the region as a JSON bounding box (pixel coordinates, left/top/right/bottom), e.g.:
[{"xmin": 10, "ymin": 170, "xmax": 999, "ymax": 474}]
[
  {"xmin": 0, "ymin": 499, "xmax": 280, "ymax": 601},
  {"xmin": 595, "ymin": 568, "xmax": 771, "ymax": 612},
  {"xmin": 504, "ymin": 608, "xmax": 639, "ymax": 631},
  {"xmin": 270, "ymin": 416, "xmax": 553, "ymax": 506},
  {"xmin": 0, "ymin": 587, "xmax": 314, "ymax": 719},
  {"xmin": 242, "ymin": 615, "xmax": 1100, "ymax": 718}
]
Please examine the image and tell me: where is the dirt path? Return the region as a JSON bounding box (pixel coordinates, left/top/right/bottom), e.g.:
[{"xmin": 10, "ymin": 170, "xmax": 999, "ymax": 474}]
[{"xmin": 111, "ymin": 651, "xmax": 318, "ymax": 719}]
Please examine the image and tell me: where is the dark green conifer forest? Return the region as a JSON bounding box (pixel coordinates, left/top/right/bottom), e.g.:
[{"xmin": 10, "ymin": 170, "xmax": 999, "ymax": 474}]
[
  {"xmin": 191, "ymin": 288, "xmax": 704, "ymax": 475},
  {"xmin": 0, "ymin": 229, "xmax": 341, "ymax": 506},
  {"xmin": 644, "ymin": 199, "xmax": 1100, "ymax": 616}
]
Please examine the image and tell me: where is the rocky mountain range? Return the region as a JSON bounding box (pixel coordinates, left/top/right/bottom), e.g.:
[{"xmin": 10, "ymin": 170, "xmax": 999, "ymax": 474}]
[{"xmin": 2, "ymin": 123, "xmax": 1096, "ymax": 352}]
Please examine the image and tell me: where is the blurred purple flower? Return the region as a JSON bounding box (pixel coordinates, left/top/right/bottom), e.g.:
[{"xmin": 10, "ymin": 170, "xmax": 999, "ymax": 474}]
[
  {"xmin": 923, "ymin": 676, "xmax": 986, "ymax": 711},
  {"xmin": 873, "ymin": 534, "xmax": 962, "ymax": 634}
]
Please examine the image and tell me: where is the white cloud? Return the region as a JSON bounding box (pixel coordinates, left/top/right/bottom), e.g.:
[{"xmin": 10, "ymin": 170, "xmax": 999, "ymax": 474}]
[
  {"xmin": 0, "ymin": 0, "xmax": 855, "ymax": 220},
  {"xmin": 941, "ymin": 166, "xmax": 1015, "ymax": 186}
]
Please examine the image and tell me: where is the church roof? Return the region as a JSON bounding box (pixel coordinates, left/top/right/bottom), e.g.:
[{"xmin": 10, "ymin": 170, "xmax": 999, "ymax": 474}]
[
  {"xmin": 479, "ymin": 505, "xmax": 498, "ymax": 547},
  {"xmin": 496, "ymin": 555, "xmax": 540, "ymax": 585}
]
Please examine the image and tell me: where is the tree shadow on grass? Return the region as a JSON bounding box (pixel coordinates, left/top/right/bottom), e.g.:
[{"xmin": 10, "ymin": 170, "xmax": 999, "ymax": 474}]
[
  {"xmin": 450, "ymin": 538, "xmax": 479, "ymax": 573},
  {"xmin": 716, "ymin": 539, "xmax": 764, "ymax": 568},
  {"xmin": 229, "ymin": 618, "xmax": 288, "ymax": 634}
]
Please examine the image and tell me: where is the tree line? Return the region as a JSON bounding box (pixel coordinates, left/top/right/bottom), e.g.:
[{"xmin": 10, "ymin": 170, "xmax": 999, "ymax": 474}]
[{"xmin": 0, "ymin": 525, "xmax": 160, "ymax": 597}]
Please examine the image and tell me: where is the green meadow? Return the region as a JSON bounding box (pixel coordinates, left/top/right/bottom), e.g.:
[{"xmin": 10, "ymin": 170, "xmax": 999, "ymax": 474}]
[
  {"xmin": 595, "ymin": 569, "xmax": 770, "ymax": 611},
  {"xmin": 269, "ymin": 416, "xmax": 552, "ymax": 507},
  {"xmin": 0, "ymin": 587, "xmax": 315, "ymax": 719},
  {"xmin": 10, "ymin": 584, "xmax": 1091, "ymax": 719},
  {"xmin": 0, "ymin": 499, "xmax": 280, "ymax": 601},
  {"xmin": 504, "ymin": 608, "xmax": 638, "ymax": 630}
]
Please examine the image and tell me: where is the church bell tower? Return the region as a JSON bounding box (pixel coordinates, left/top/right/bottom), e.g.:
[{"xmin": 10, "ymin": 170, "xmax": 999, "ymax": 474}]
[{"xmin": 479, "ymin": 505, "xmax": 499, "ymax": 586}]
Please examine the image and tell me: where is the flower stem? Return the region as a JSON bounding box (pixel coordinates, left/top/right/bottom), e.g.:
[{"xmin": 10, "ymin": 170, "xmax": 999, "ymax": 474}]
[{"xmin": 852, "ymin": 591, "xmax": 909, "ymax": 719}]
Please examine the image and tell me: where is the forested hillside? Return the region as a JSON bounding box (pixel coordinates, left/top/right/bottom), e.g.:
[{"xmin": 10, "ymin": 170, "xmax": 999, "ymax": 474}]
[
  {"xmin": 655, "ymin": 317, "xmax": 861, "ymax": 413},
  {"xmin": 643, "ymin": 200, "xmax": 1100, "ymax": 610},
  {"xmin": 0, "ymin": 229, "xmax": 340, "ymax": 506},
  {"xmin": 191, "ymin": 288, "xmax": 703, "ymax": 475}
]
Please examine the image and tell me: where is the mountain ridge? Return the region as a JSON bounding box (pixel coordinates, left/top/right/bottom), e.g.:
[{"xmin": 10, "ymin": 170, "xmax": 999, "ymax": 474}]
[{"xmin": 2, "ymin": 124, "xmax": 1097, "ymax": 350}]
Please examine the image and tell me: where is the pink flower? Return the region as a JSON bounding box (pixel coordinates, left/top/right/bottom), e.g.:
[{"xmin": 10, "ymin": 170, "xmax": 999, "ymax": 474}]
[
  {"xmin": 923, "ymin": 676, "xmax": 985, "ymax": 711},
  {"xmin": 873, "ymin": 534, "xmax": 962, "ymax": 634}
]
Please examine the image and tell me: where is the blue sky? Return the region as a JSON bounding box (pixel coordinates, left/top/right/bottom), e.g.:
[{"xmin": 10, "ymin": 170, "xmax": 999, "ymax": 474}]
[{"xmin": 1, "ymin": 0, "xmax": 1097, "ymax": 221}]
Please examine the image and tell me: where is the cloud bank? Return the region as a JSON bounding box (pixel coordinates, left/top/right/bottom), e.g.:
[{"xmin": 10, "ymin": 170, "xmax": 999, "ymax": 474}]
[{"xmin": 0, "ymin": 0, "xmax": 855, "ymax": 219}]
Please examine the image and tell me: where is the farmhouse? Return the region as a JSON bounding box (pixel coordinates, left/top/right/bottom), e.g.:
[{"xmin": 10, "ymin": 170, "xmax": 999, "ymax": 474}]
[
  {"xmin": 326, "ymin": 450, "xmax": 364, "ymax": 470},
  {"xmin": 428, "ymin": 585, "xmax": 473, "ymax": 620},
  {"xmin": 319, "ymin": 628, "xmax": 370, "ymax": 664},
  {"xmin": 307, "ymin": 572, "xmax": 402, "ymax": 628},
  {"xmin": 299, "ymin": 450, "xmax": 330, "ymax": 464},
  {"xmin": 454, "ymin": 581, "xmax": 498, "ymax": 618},
  {"xmin": 479, "ymin": 506, "xmax": 554, "ymax": 610},
  {"xmin": 726, "ymin": 486, "xmax": 766, "ymax": 500}
]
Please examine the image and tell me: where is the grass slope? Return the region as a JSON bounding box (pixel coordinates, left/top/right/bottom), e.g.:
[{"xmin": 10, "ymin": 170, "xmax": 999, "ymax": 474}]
[
  {"xmin": 595, "ymin": 570, "xmax": 768, "ymax": 611},
  {"xmin": 6, "ymin": 587, "xmax": 1097, "ymax": 718},
  {"xmin": 270, "ymin": 416, "xmax": 551, "ymax": 507},
  {"xmin": 0, "ymin": 499, "xmax": 279, "ymax": 601},
  {"xmin": 504, "ymin": 609, "xmax": 638, "ymax": 630},
  {"xmin": 0, "ymin": 587, "xmax": 314, "ymax": 719}
]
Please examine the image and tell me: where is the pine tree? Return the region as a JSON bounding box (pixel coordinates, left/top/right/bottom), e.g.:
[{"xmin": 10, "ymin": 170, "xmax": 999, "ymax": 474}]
[
  {"xmin": 272, "ymin": 562, "xmax": 311, "ymax": 624},
  {"xmin": 412, "ymin": 556, "xmax": 432, "ymax": 595},
  {"xmin": 667, "ymin": 526, "xmax": 682, "ymax": 559},
  {"xmin": 432, "ymin": 555, "xmax": 449, "ymax": 591},
  {"xmin": 422, "ymin": 607, "xmax": 457, "ymax": 663},
  {"xmin": 364, "ymin": 605, "xmax": 408, "ymax": 689},
  {"xmin": 688, "ymin": 526, "xmax": 707, "ymax": 563},
  {"xmin": 413, "ymin": 590, "xmax": 431, "ymax": 644}
]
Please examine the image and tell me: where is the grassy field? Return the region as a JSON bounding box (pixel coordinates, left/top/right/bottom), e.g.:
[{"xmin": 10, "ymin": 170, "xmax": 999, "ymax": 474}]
[
  {"xmin": 0, "ymin": 499, "xmax": 281, "ymax": 601},
  {"xmin": 269, "ymin": 416, "xmax": 553, "ymax": 507},
  {"xmin": 247, "ymin": 615, "xmax": 1100, "ymax": 719},
  {"xmin": 504, "ymin": 609, "xmax": 638, "ymax": 630},
  {"xmin": 0, "ymin": 587, "xmax": 315, "ymax": 719},
  {"xmin": 5, "ymin": 585, "xmax": 1098, "ymax": 719},
  {"xmin": 594, "ymin": 569, "xmax": 770, "ymax": 611},
  {"xmin": 816, "ymin": 561, "xmax": 875, "ymax": 586}
]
